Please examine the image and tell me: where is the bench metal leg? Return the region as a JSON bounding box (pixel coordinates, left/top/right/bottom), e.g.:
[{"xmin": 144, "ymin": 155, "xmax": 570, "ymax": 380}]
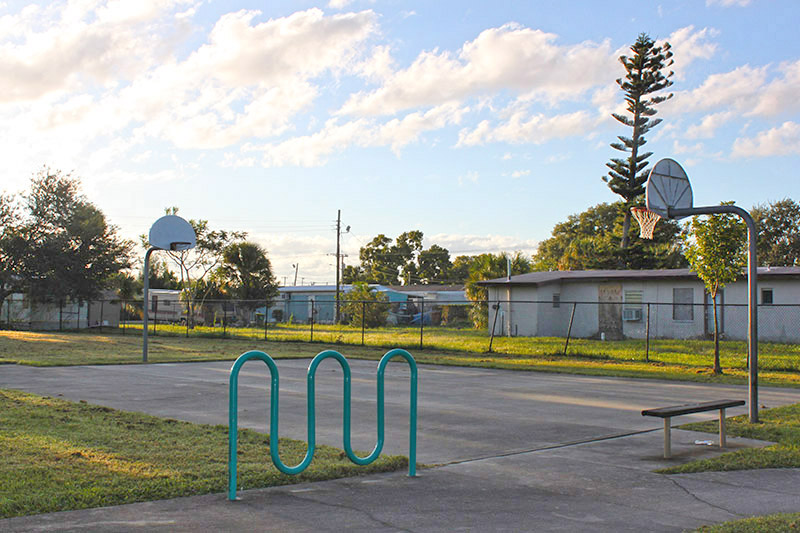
[
  {"xmin": 719, "ymin": 408, "xmax": 727, "ymax": 448},
  {"xmin": 664, "ymin": 417, "xmax": 671, "ymax": 458}
]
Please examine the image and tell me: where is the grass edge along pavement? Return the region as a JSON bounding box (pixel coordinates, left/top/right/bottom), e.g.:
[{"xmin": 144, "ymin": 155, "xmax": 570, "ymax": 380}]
[
  {"xmin": 1, "ymin": 329, "xmax": 800, "ymax": 388},
  {"xmin": 0, "ymin": 388, "xmax": 408, "ymax": 519},
  {"xmin": 694, "ymin": 512, "xmax": 800, "ymax": 533},
  {"xmin": 657, "ymin": 403, "xmax": 800, "ymax": 533}
]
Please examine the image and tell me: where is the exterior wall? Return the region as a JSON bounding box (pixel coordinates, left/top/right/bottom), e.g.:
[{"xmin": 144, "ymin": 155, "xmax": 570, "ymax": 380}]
[
  {"xmin": 498, "ymin": 276, "xmax": 800, "ymax": 342},
  {"xmin": 554, "ymin": 282, "xmax": 600, "ymax": 338}
]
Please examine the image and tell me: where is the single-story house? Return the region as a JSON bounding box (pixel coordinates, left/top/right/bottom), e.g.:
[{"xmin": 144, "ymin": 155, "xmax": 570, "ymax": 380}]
[{"xmin": 480, "ymin": 267, "xmax": 800, "ymax": 342}]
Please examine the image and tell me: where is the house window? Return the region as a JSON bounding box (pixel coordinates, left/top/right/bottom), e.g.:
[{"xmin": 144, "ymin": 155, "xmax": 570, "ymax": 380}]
[
  {"xmin": 552, "ymin": 293, "xmax": 560, "ymax": 308},
  {"xmin": 624, "ymin": 290, "xmax": 643, "ymax": 321},
  {"xmin": 762, "ymin": 288, "xmax": 774, "ymax": 305},
  {"xmin": 672, "ymin": 288, "xmax": 694, "ymax": 321}
]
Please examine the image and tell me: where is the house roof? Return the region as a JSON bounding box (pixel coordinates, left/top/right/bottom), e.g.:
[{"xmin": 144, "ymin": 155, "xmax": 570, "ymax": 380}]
[
  {"xmin": 479, "ymin": 267, "xmax": 800, "ymax": 287},
  {"xmin": 386, "ymin": 284, "xmax": 465, "ymax": 293}
]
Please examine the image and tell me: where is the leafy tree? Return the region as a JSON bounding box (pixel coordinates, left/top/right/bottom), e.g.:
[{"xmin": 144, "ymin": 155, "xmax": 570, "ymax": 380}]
[
  {"xmin": 24, "ymin": 169, "xmax": 132, "ymax": 303},
  {"xmin": 449, "ymin": 255, "xmax": 477, "ymax": 284},
  {"xmin": 143, "ymin": 259, "xmax": 181, "ymax": 290},
  {"xmin": 216, "ymin": 242, "xmax": 279, "ymax": 322},
  {"xmin": 342, "ymin": 263, "xmax": 366, "ymax": 284},
  {"xmin": 682, "ymin": 204, "xmax": 747, "ymax": 374},
  {"xmin": 532, "ymin": 201, "xmax": 686, "ymax": 271},
  {"xmin": 751, "ymin": 198, "xmax": 800, "ymax": 266},
  {"xmin": 341, "ymin": 281, "xmax": 388, "ymax": 327},
  {"xmin": 465, "ymin": 252, "xmax": 531, "ymax": 328},
  {"xmin": 603, "ymin": 33, "xmax": 673, "ymax": 249},
  {"xmin": 418, "ymin": 244, "xmax": 452, "ymax": 284},
  {"xmin": 0, "ymin": 193, "xmax": 28, "ymax": 314},
  {"xmin": 358, "ymin": 234, "xmax": 396, "ymax": 284},
  {"xmin": 356, "ymin": 230, "xmax": 431, "ymax": 285}
]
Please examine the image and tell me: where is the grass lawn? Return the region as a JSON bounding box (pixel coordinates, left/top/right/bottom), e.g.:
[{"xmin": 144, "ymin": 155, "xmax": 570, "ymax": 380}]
[
  {"xmin": 695, "ymin": 513, "xmax": 800, "ymax": 532},
  {"xmin": 2, "ymin": 328, "xmax": 799, "ymax": 387},
  {"xmin": 0, "ymin": 388, "xmax": 407, "ymax": 519}
]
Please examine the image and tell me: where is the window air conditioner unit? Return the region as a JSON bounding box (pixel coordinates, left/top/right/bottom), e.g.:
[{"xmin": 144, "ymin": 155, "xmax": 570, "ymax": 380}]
[{"xmin": 623, "ymin": 308, "xmax": 642, "ymax": 321}]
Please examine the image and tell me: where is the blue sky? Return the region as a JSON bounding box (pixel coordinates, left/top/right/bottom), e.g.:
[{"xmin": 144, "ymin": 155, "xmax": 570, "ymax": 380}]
[{"xmin": 1, "ymin": 0, "xmax": 798, "ymax": 284}]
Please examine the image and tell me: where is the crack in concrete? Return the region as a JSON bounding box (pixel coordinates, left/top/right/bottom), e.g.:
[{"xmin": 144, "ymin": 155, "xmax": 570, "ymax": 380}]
[
  {"xmin": 442, "ymin": 428, "xmax": 660, "ymax": 466},
  {"xmin": 287, "ymin": 491, "xmax": 417, "ymax": 533},
  {"xmin": 666, "ymin": 476, "xmax": 744, "ymax": 518}
]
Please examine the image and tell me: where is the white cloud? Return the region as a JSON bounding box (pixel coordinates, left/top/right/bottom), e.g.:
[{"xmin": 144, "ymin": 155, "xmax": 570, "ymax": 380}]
[
  {"xmin": 339, "ymin": 23, "xmax": 616, "ymax": 116},
  {"xmin": 510, "ymin": 170, "xmax": 530, "ymax": 178},
  {"xmin": 255, "ymin": 103, "xmax": 468, "ymax": 166},
  {"xmin": 0, "ymin": 5, "xmax": 381, "ymax": 183},
  {"xmin": 457, "ymin": 110, "xmax": 598, "ymax": 146},
  {"xmin": 664, "ymin": 26, "xmax": 719, "ymax": 79},
  {"xmin": 327, "ymin": 0, "xmax": 354, "ymax": 8},
  {"xmin": 426, "ymin": 233, "xmax": 538, "ymax": 258},
  {"xmin": 732, "ymin": 122, "xmax": 800, "ymax": 158},
  {"xmin": 685, "ymin": 111, "xmax": 734, "ymax": 139},
  {"xmin": 706, "ymin": 0, "xmax": 751, "ymax": 6},
  {"xmin": 458, "ymin": 171, "xmax": 479, "ymax": 186},
  {"xmin": 672, "ymin": 60, "xmax": 800, "ymax": 118}
]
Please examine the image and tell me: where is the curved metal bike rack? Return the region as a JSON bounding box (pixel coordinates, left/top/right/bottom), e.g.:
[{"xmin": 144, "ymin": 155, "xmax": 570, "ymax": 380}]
[{"xmin": 228, "ymin": 348, "xmax": 418, "ymax": 500}]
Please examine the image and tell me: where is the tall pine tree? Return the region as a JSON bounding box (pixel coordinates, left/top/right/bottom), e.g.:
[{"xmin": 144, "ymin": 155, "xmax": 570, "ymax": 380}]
[{"xmin": 604, "ymin": 33, "xmax": 673, "ymax": 249}]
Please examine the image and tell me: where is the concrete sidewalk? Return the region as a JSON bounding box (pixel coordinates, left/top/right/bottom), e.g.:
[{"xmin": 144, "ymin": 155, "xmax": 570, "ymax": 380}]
[{"xmin": 1, "ymin": 360, "xmax": 798, "ymax": 531}]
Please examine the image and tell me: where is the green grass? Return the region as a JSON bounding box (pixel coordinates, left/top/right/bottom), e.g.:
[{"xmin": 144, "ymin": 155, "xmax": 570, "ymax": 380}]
[
  {"xmin": 695, "ymin": 513, "xmax": 800, "ymax": 532},
  {"xmin": 2, "ymin": 328, "xmax": 800, "ymax": 387},
  {"xmin": 122, "ymin": 321, "xmax": 800, "ymax": 374},
  {"xmin": 0, "ymin": 388, "xmax": 407, "ymax": 519}
]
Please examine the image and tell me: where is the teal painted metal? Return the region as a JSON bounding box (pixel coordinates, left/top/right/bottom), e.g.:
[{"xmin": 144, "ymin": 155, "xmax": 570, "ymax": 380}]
[{"xmin": 228, "ymin": 348, "xmax": 417, "ymax": 501}]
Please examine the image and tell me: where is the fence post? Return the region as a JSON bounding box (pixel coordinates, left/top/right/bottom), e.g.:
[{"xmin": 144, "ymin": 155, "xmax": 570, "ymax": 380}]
[
  {"xmin": 645, "ymin": 303, "xmax": 651, "ymax": 362},
  {"xmin": 59, "ymin": 300, "xmax": 63, "ymax": 331},
  {"xmin": 76, "ymin": 301, "xmax": 80, "ymax": 330},
  {"xmin": 185, "ymin": 301, "xmax": 190, "ymax": 338},
  {"xmin": 488, "ymin": 302, "xmax": 500, "ymax": 353},
  {"xmin": 264, "ymin": 302, "xmax": 269, "ymax": 342},
  {"xmin": 99, "ymin": 300, "xmax": 104, "ymax": 332},
  {"xmin": 419, "ymin": 298, "xmax": 424, "ymax": 350},
  {"xmin": 223, "ymin": 304, "xmax": 227, "ymax": 337},
  {"xmin": 564, "ymin": 302, "xmax": 577, "ymax": 355},
  {"xmin": 310, "ymin": 300, "xmax": 315, "ymax": 342},
  {"xmin": 152, "ymin": 298, "xmax": 157, "ymax": 335},
  {"xmin": 361, "ymin": 301, "xmax": 366, "ymax": 346}
]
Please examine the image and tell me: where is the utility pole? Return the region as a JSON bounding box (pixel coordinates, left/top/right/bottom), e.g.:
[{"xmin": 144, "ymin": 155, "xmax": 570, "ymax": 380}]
[
  {"xmin": 335, "ymin": 209, "xmax": 341, "ymax": 324},
  {"xmin": 292, "ymin": 263, "xmax": 299, "ymax": 286}
]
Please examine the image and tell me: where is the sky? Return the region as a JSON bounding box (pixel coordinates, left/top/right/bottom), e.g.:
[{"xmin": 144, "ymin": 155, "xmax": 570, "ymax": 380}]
[{"xmin": 1, "ymin": 0, "xmax": 799, "ymax": 285}]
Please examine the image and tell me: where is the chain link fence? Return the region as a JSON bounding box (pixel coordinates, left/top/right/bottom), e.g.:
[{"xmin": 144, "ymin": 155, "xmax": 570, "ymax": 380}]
[{"xmin": 2, "ymin": 296, "xmax": 798, "ymax": 370}]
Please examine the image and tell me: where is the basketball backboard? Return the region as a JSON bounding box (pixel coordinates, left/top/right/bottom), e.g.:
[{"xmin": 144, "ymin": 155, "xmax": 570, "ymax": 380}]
[
  {"xmin": 645, "ymin": 158, "xmax": 693, "ymax": 220},
  {"xmin": 148, "ymin": 215, "xmax": 196, "ymax": 251}
]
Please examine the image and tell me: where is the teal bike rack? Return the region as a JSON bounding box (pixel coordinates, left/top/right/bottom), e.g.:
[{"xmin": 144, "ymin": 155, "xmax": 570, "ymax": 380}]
[{"xmin": 228, "ymin": 348, "xmax": 418, "ymax": 500}]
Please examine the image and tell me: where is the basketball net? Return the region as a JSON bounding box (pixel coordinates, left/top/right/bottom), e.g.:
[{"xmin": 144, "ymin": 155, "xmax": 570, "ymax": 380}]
[{"xmin": 631, "ymin": 207, "xmax": 661, "ymax": 240}]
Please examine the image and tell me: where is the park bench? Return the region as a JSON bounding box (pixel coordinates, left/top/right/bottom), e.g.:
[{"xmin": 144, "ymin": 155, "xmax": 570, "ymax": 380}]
[{"xmin": 641, "ymin": 399, "xmax": 745, "ymax": 458}]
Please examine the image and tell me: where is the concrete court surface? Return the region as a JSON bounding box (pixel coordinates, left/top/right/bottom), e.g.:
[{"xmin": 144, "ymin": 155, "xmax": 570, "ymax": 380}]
[{"xmin": 1, "ymin": 360, "xmax": 799, "ymax": 531}]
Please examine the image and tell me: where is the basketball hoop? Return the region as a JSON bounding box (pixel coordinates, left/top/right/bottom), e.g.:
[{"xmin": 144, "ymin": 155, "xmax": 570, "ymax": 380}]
[{"xmin": 631, "ymin": 207, "xmax": 661, "ymax": 240}]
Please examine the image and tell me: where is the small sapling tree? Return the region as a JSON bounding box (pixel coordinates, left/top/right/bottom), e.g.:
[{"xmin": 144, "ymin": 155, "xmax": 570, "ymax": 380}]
[{"xmin": 682, "ymin": 205, "xmax": 747, "ymax": 374}]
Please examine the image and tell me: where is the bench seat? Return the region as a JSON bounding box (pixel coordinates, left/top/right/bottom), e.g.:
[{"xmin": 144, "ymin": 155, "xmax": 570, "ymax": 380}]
[{"xmin": 642, "ymin": 399, "xmax": 745, "ymax": 458}]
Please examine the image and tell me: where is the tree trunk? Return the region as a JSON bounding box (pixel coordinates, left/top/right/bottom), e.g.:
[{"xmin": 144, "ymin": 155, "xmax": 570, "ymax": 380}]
[
  {"xmin": 712, "ymin": 292, "xmax": 722, "ymax": 374},
  {"xmin": 621, "ymin": 209, "xmax": 632, "ymax": 250}
]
